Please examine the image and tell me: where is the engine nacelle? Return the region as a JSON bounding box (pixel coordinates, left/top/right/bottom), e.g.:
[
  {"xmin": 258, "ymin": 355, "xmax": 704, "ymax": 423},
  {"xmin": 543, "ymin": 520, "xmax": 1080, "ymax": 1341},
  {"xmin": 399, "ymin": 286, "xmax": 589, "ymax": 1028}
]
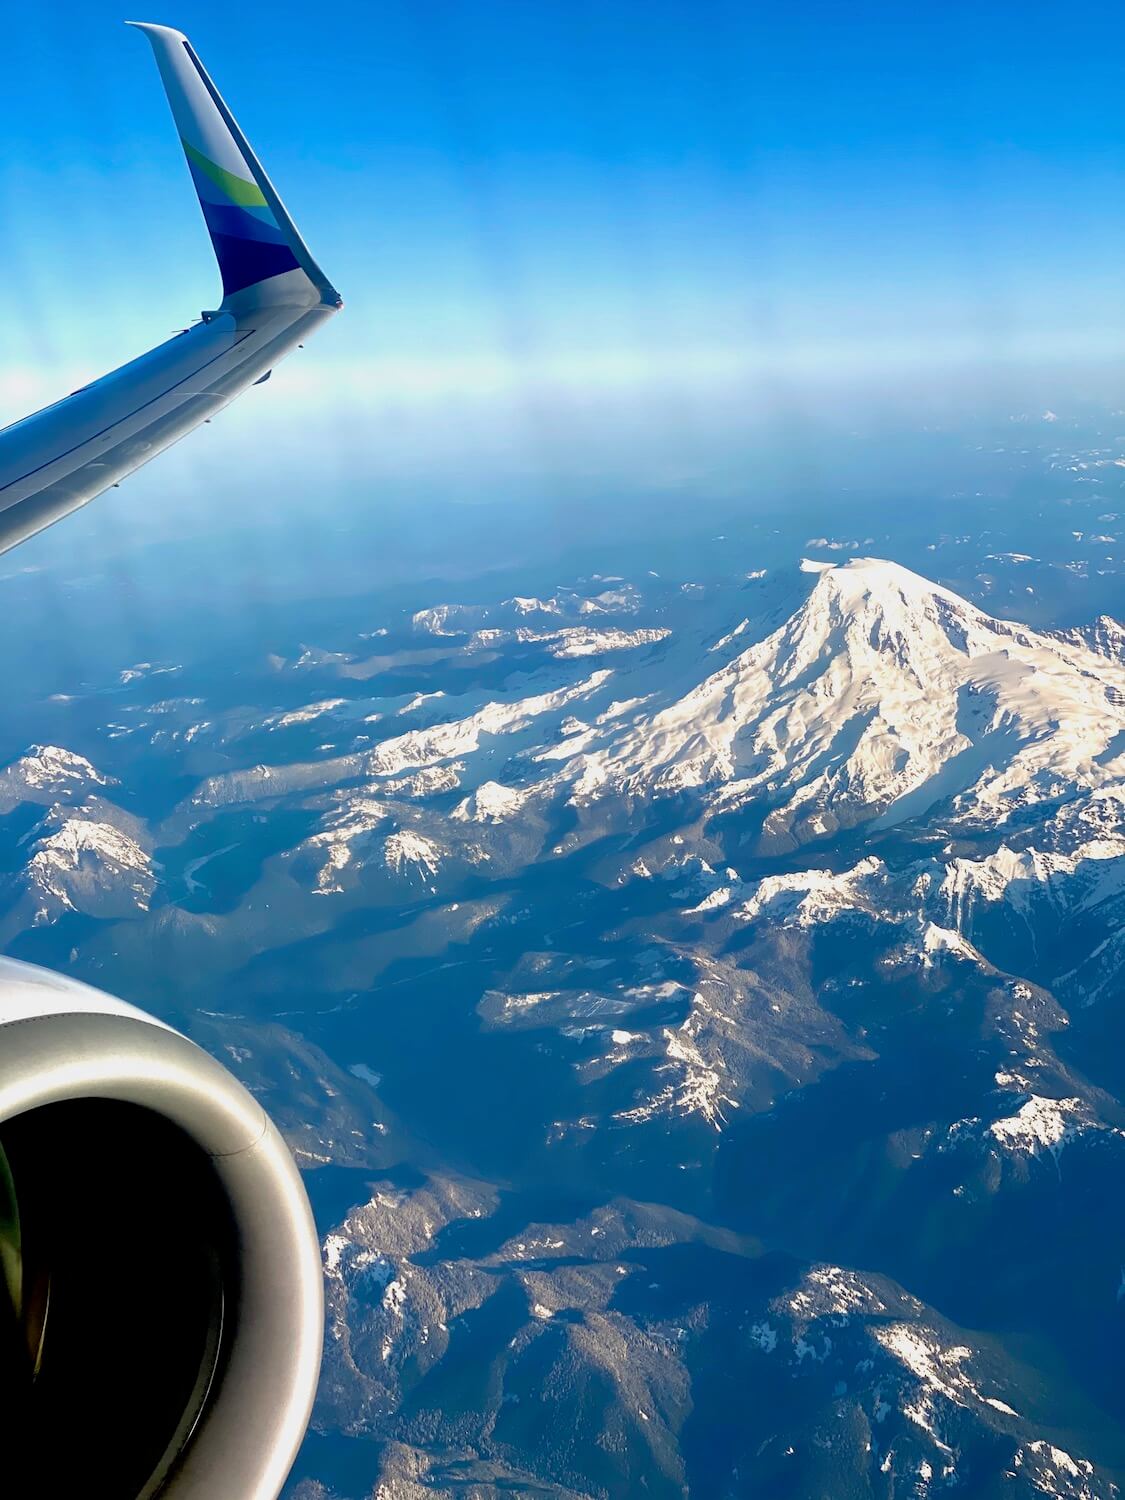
[{"xmin": 0, "ymin": 956, "xmax": 322, "ymax": 1498}]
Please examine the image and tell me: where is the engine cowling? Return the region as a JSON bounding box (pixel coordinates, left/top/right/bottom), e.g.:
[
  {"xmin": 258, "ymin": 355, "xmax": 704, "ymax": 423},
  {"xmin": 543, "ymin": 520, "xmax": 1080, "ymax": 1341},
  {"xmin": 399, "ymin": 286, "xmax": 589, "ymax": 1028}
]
[{"xmin": 0, "ymin": 956, "xmax": 322, "ymax": 1498}]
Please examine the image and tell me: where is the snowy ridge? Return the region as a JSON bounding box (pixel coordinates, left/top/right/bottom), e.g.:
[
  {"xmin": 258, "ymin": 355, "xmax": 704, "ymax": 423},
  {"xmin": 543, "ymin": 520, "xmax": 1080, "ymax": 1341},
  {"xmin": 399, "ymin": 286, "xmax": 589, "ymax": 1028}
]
[
  {"xmin": 1015, "ymin": 1442, "xmax": 1102, "ymax": 1499},
  {"xmin": 365, "ymin": 671, "xmax": 612, "ymax": 779},
  {"xmin": 412, "ymin": 586, "xmax": 641, "ymax": 637},
  {"xmin": 0, "ymin": 745, "xmax": 111, "ymax": 813},
  {"xmin": 943, "ymin": 1093, "xmax": 1125, "ymax": 1162},
  {"xmin": 267, "ymin": 698, "xmax": 348, "ymax": 729},
  {"xmin": 451, "ymin": 781, "xmax": 530, "ymax": 823},
  {"xmin": 383, "ymin": 830, "xmax": 443, "ymax": 883},
  {"xmin": 307, "ymin": 797, "xmax": 389, "ymax": 894},
  {"xmin": 184, "ymin": 671, "xmax": 610, "ymax": 815},
  {"xmin": 872, "ymin": 1322, "xmax": 1016, "ymax": 1442},
  {"xmin": 785, "ymin": 1264, "xmax": 890, "ymax": 1323},
  {"xmin": 377, "ymin": 764, "xmax": 463, "ymax": 799},
  {"xmin": 1050, "ymin": 614, "xmax": 1125, "ymax": 666},
  {"xmin": 539, "ymin": 626, "xmax": 670, "ymax": 659},
  {"xmin": 19, "ymin": 805, "xmax": 153, "ymax": 920},
  {"xmin": 463, "ymin": 624, "xmax": 669, "ymax": 658},
  {"xmin": 737, "ymin": 857, "xmax": 887, "ymax": 927},
  {"xmin": 611, "ymin": 997, "xmax": 739, "ymax": 1131},
  {"xmin": 758, "ymin": 1264, "xmax": 1110, "ymax": 1494},
  {"xmin": 726, "ymin": 793, "xmax": 1124, "ymax": 1009}
]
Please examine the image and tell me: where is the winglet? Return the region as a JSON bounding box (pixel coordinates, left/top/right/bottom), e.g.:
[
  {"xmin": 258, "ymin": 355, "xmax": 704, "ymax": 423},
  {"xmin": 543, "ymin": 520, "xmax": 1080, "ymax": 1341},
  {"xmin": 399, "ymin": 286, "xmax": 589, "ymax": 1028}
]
[{"xmin": 127, "ymin": 22, "xmax": 341, "ymax": 309}]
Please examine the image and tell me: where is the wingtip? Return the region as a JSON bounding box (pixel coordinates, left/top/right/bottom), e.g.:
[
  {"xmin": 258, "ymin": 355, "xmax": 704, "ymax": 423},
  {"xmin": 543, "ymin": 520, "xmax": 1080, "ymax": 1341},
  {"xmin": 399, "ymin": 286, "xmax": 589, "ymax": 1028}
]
[{"xmin": 125, "ymin": 21, "xmax": 189, "ymax": 41}]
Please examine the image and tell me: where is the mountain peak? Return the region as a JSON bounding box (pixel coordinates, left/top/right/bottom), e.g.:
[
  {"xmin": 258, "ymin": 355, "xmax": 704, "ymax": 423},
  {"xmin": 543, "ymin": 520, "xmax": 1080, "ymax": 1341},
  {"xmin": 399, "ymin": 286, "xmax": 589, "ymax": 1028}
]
[{"xmin": 800, "ymin": 554, "xmax": 984, "ymax": 619}]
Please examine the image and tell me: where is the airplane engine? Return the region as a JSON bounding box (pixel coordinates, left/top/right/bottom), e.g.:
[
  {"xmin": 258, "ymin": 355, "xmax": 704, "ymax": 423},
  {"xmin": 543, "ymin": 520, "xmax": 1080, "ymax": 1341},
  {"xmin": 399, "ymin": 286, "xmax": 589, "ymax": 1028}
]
[{"xmin": 0, "ymin": 957, "xmax": 322, "ymax": 1499}]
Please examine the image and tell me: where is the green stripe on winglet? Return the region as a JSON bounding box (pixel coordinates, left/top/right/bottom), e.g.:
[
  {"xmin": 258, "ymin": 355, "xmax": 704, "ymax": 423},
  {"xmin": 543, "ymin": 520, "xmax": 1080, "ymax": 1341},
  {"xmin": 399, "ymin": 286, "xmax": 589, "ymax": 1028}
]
[{"xmin": 182, "ymin": 139, "xmax": 268, "ymax": 208}]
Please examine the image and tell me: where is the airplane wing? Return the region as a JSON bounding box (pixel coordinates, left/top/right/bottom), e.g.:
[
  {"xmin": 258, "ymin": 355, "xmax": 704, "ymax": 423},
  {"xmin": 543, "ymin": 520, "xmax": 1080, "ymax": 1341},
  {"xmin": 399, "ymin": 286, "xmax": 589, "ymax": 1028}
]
[{"xmin": 0, "ymin": 23, "xmax": 342, "ymax": 557}]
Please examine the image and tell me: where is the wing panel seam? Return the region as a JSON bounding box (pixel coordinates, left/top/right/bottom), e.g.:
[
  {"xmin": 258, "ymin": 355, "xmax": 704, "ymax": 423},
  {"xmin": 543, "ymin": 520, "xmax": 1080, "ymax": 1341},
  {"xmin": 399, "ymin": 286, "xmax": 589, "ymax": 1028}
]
[{"xmin": 0, "ymin": 330, "xmax": 255, "ymax": 501}]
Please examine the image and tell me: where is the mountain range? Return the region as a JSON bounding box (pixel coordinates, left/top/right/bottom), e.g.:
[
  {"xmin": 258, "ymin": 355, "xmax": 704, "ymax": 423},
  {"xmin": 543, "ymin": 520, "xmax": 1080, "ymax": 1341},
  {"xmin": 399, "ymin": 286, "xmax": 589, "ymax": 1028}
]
[{"xmin": 1, "ymin": 556, "xmax": 1123, "ymax": 1498}]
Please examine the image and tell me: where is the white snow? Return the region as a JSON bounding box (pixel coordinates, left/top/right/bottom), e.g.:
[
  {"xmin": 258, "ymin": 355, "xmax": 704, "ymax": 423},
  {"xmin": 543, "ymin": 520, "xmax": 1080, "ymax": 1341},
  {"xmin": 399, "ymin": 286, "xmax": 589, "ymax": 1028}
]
[
  {"xmin": 613, "ymin": 992, "xmax": 736, "ymax": 1131},
  {"xmin": 985, "ymin": 1397, "xmax": 1020, "ymax": 1416},
  {"xmin": 396, "ymin": 691, "xmax": 446, "ymax": 716},
  {"xmin": 270, "ymin": 698, "xmax": 347, "ymax": 729},
  {"xmin": 920, "ymin": 923, "xmax": 978, "ymax": 964},
  {"xmin": 873, "ymin": 1323, "xmax": 974, "ymax": 1445},
  {"xmin": 985, "ymin": 1095, "xmax": 1121, "ymax": 1159},
  {"xmin": 119, "ymin": 662, "xmax": 180, "ymax": 685},
  {"xmin": 378, "ymin": 764, "xmax": 464, "ymax": 798},
  {"xmin": 544, "ymin": 626, "xmax": 670, "ymax": 659},
  {"xmin": 711, "ymin": 618, "xmax": 751, "ymax": 651},
  {"xmin": 384, "ymin": 830, "xmax": 442, "ymax": 881},
  {"xmin": 510, "ymin": 595, "xmax": 563, "ymax": 616},
  {"xmin": 369, "ymin": 671, "xmax": 612, "ymax": 778},
  {"xmin": 1017, "ymin": 1441, "xmax": 1098, "ymax": 1498},
  {"xmin": 307, "ymin": 798, "xmax": 388, "ymax": 893},
  {"xmin": 451, "ymin": 781, "xmax": 529, "ymax": 823},
  {"xmin": 24, "ymin": 817, "xmax": 153, "ymax": 914},
  {"xmin": 595, "ymin": 697, "xmax": 652, "ymax": 724},
  {"xmin": 738, "ymin": 858, "xmax": 885, "ymax": 927},
  {"xmin": 0, "ymin": 746, "xmax": 110, "ymax": 804},
  {"xmin": 686, "ymin": 885, "xmax": 735, "ymax": 913},
  {"xmin": 787, "ymin": 1266, "xmax": 888, "ymax": 1322}
]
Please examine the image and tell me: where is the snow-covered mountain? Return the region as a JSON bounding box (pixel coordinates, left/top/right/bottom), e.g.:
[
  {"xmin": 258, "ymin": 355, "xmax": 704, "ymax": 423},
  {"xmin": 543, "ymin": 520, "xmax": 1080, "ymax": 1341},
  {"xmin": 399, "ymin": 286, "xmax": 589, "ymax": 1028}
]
[
  {"xmin": 538, "ymin": 557, "xmax": 1125, "ymax": 848},
  {"xmin": 4, "ymin": 798, "xmax": 153, "ymax": 928}
]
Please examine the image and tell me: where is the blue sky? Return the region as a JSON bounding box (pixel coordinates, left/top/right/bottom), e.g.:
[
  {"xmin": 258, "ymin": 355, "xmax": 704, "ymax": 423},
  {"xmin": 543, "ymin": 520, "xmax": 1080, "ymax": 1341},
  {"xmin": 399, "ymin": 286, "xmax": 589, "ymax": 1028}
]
[{"xmin": 3, "ymin": 1, "xmax": 1125, "ymax": 543}]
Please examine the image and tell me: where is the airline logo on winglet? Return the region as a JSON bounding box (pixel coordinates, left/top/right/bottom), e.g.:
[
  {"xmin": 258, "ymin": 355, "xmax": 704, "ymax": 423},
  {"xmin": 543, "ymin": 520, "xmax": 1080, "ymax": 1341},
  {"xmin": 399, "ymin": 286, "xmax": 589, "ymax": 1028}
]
[{"xmin": 180, "ymin": 138, "xmax": 301, "ymax": 296}]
